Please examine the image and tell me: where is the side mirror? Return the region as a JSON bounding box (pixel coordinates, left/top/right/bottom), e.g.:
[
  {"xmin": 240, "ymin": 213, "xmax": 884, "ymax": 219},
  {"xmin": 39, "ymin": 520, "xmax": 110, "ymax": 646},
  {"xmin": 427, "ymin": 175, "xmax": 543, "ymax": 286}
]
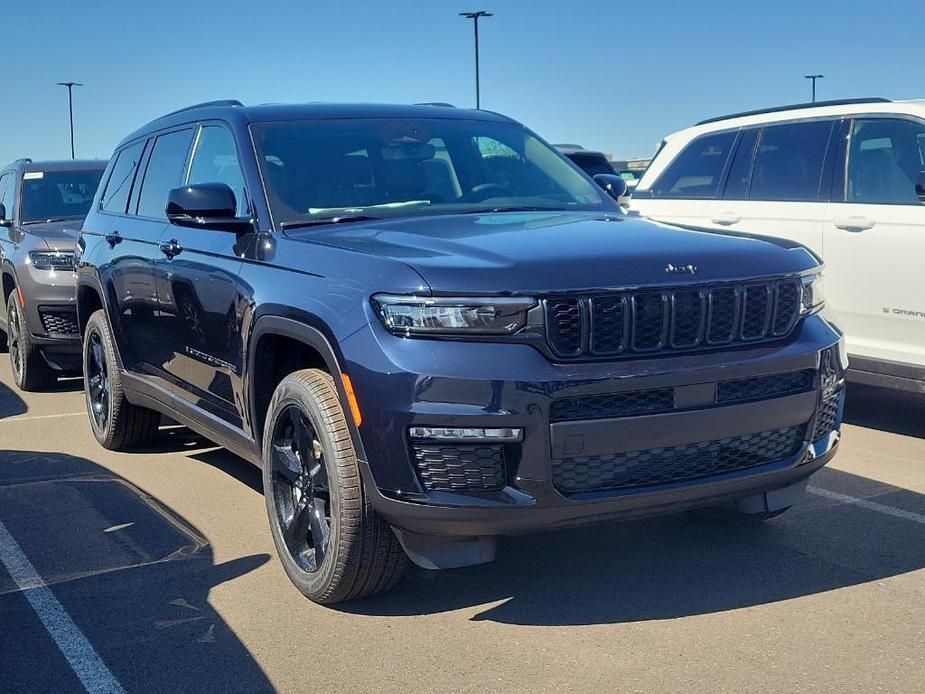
[
  {"xmin": 917, "ymin": 171, "xmax": 925, "ymax": 204},
  {"xmin": 593, "ymin": 174, "xmax": 629, "ymax": 203},
  {"xmin": 166, "ymin": 182, "xmax": 252, "ymax": 232},
  {"xmin": 0, "ymin": 203, "xmax": 10, "ymax": 227}
]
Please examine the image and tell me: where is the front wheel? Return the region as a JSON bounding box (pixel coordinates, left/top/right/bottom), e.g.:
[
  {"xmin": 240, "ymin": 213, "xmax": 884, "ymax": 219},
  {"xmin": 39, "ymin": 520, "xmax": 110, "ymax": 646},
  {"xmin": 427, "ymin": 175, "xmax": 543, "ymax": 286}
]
[
  {"xmin": 7, "ymin": 291, "xmax": 54, "ymax": 391},
  {"xmin": 262, "ymin": 369, "xmax": 407, "ymax": 604}
]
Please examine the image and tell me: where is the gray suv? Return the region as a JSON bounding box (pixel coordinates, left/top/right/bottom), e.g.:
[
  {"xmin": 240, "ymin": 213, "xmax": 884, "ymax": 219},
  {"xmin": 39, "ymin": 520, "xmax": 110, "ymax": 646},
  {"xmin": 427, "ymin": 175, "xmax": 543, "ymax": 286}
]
[{"xmin": 0, "ymin": 158, "xmax": 106, "ymax": 390}]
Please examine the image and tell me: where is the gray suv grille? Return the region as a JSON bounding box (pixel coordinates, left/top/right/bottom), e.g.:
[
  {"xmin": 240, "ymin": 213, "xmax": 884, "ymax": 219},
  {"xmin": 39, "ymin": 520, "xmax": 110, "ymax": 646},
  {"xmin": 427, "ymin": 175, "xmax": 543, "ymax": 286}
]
[{"xmin": 545, "ymin": 279, "xmax": 802, "ymax": 358}]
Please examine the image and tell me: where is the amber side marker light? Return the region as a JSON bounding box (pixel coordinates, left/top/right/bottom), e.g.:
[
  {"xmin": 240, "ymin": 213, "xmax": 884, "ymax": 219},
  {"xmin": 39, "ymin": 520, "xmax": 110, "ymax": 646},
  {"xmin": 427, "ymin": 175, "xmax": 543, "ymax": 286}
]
[{"xmin": 341, "ymin": 373, "xmax": 363, "ymax": 427}]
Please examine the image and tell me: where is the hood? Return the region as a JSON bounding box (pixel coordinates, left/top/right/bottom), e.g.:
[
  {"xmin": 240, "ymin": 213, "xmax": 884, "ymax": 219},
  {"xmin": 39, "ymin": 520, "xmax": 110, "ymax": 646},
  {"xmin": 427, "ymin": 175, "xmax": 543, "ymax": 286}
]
[
  {"xmin": 23, "ymin": 220, "xmax": 81, "ymax": 250},
  {"xmin": 289, "ymin": 212, "xmax": 819, "ymax": 294}
]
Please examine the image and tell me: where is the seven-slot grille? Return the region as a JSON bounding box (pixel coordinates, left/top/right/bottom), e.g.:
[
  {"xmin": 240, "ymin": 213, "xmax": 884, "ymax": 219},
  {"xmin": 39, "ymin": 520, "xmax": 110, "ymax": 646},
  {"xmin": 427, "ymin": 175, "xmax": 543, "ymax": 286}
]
[{"xmin": 545, "ymin": 279, "xmax": 802, "ymax": 358}]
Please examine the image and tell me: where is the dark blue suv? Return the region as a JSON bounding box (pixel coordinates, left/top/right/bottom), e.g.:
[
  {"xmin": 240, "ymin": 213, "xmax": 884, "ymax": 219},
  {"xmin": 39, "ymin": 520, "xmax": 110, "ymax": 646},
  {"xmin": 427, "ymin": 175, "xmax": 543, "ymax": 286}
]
[{"xmin": 76, "ymin": 101, "xmax": 845, "ymax": 603}]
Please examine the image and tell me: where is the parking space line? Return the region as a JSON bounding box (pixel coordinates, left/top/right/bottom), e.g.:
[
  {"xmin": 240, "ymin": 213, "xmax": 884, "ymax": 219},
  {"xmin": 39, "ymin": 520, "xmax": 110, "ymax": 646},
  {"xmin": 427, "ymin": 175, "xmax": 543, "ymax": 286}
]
[
  {"xmin": 807, "ymin": 486, "xmax": 925, "ymax": 525},
  {"xmin": 0, "ymin": 520, "xmax": 125, "ymax": 694},
  {"xmin": 0, "ymin": 412, "xmax": 86, "ymax": 424}
]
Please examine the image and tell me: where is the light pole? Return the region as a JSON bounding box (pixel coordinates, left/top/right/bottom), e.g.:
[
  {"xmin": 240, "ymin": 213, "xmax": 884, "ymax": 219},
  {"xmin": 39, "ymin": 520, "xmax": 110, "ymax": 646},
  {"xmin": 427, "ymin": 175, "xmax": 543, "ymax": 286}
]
[
  {"xmin": 804, "ymin": 74, "xmax": 824, "ymax": 103},
  {"xmin": 459, "ymin": 11, "xmax": 492, "ymax": 109},
  {"xmin": 56, "ymin": 81, "xmax": 83, "ymax": 159}
]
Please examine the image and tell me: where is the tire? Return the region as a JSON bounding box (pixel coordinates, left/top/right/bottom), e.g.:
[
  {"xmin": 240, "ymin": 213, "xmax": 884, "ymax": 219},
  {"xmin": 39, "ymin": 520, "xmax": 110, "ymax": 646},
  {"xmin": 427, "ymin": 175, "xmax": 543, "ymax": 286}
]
[
  {"xmin": 83, "ymin": 309, "xmax": 161, "ymax": 450},
  {"xmin": 262, "ymin": 369, "xmax": 407, "ymax": 604},
  {"xmin": 7, "ymin": 291, "xmax": 54, "ymax": 391},
  {"xmin": 688, "ymin": 505, "xmax": 791, "ymax": 524}
]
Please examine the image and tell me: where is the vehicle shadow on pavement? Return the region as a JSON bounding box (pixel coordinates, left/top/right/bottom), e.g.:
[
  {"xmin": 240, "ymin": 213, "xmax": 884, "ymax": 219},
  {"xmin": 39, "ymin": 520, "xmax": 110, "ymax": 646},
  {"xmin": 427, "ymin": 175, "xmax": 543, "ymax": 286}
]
[
  {"xmin": 343, "ymin": 467, "xmax": 925, "ymax": 626},
  {"xmin": 0, "ymin": 450, "xmax": 272, "ymax": 693},
  {"xmin": 843, "ymin": 384, "xmax": 925, "ymax": 439},
  {"xmin": 0, "ymin": 378, "xmax": 27, "ymax": 419}
]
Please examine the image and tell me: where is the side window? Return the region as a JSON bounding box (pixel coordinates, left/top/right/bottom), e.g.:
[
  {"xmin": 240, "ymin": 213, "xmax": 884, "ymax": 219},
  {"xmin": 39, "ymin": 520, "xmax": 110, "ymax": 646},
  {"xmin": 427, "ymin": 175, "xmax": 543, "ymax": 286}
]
[
  {"xmin": 723, "ymin": 129, "xmax": 758, "ymax": 199},
  {"xmin": 0, "ymin": 173, "xmax": 13, "ymax": 218},
  {"xmin": 749, "ymin": 120, "xmax": 833, "ymax": 202},
  {"xmin": 187, "ymin": 126, "xmax": 247, "ymax": 215},
  {"xmin": 847, "ymin": 118, "xmax": 925, "ymax": 204},
  {"xmin": 102, "ymin": 141, "xmax": 146, "ymax": 214},
  {"xmin": 136, "ymin": 129, "xmax": 195, "ymax": 219},
  {"xmin": 652, "ymin": 131, "xmax": 736, "ymax": 198}
]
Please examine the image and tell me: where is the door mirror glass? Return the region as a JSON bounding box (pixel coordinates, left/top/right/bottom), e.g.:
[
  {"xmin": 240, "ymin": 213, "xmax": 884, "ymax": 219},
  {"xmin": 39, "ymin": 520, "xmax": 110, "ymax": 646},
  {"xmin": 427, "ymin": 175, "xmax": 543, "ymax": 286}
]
[
  {"xmin": 593, "ymin": 173, "xmax": 628, "ymax": 202},
  {"xmin": 0, "ymin": 203, "xmax": 9, "ymax": 226},
  {"xmin": 917, "ymin": 171, "xmax": 925, "ymax": 203},
  {"xmin": 166, "ymin": 183, "xmax": 252, "ymax": 232}
]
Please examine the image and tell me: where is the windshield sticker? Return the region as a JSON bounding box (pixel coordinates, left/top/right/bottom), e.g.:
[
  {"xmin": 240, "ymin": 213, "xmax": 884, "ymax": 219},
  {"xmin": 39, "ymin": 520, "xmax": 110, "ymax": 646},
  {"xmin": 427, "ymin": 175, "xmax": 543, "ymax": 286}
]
[{"xmin": 23, "ymin": 172, "xmax": 44, "ymax": 180}]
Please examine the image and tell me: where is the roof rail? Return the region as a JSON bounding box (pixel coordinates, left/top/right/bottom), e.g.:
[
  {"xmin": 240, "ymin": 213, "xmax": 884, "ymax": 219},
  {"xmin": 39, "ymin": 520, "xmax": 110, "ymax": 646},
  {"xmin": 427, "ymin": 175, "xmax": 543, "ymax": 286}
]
[
  {"xmin": 156, "ymin": 99, "xmax": 244, "ymax": 121},
  {"xmin": 414, "ymin": 102, "xmax": 456, "ymax": 108},
  {"xmin": 695, "ymin": 97, "xmax": 892, "ymax": 126},
  {"xmin": 13, "ymin": 158, "xmax": 33, "ymax": 165}
]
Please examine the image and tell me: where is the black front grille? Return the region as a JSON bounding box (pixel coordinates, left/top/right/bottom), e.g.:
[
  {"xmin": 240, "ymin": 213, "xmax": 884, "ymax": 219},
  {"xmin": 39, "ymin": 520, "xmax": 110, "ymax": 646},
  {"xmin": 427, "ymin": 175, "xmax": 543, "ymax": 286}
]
[
  {"xmin": 38, "ymin": 306, "xmax": 79, "ymax": 336},
  {"xmin": 545, "ymin": 278, "xmax": 802, "ymax": 359},
  {"xmin": 411, "ymin": 443, "xmax": 507, "ymax": 491},
  {"xmin": 552, "ymin": 425, "xmax": 806, "ymax": 494},
  {"xmin": 812, "ymin": 391, "xmax": 841, "ymax": 441},
  {"xmin": 551, "ymin": 369, "xmax": 816, "ymax": 422},
  {"xmin": 551, "ymin": 388, "xmax": 674, "ymax": 422},
  {"xmin": 716, "ymin": 369, "xmax": 815, "ymax": 403}
]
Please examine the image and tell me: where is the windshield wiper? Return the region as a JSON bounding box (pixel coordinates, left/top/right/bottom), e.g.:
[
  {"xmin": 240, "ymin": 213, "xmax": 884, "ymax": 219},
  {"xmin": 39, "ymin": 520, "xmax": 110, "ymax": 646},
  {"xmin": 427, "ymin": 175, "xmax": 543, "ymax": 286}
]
[
  {"xmin": 280, "ymin": 215, "xmax": 380, "ymax": 230},
  {"xmin": 460, "ymin": 206, "xmax": 564, "ymax": 214},
  {"xmin": 22, "ymin": 217, "xmax": 81, "ymax": 225}
]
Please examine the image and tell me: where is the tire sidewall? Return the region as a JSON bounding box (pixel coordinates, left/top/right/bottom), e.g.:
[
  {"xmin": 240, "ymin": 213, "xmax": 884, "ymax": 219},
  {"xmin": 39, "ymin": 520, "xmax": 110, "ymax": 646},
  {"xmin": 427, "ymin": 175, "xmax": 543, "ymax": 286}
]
[
  {"xmin": 261, "ymin": 375, "xmax": 348, "ymax": 598},
  {"xmin": 7, "ymin": 292, "xmax": 26, "ymax": 387},
  {"xmin": 83, "ymin": 312, "xmax": 115, "ymax": 444}
]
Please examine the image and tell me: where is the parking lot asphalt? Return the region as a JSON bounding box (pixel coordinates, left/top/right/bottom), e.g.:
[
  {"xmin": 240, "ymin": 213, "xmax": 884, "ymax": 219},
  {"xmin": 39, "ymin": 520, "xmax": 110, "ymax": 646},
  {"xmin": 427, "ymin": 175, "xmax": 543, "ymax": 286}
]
[{"xmin": 0, "ymin": 366, "xmax": 923, "ymax": 694}]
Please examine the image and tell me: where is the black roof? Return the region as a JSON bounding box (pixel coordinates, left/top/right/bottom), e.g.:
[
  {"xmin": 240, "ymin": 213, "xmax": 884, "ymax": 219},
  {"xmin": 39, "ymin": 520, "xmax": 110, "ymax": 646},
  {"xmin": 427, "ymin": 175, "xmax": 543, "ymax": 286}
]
[
  {"xmin": 3, "ymin": 158, "xmax": 107, "ymax": 173},
  {"xmin": 119, "ymin": 101, "xmax": 514, "ymax": 148},
  {"xmin": 696, "ymin": 97, "xmax": 892, "ymax": 126}
]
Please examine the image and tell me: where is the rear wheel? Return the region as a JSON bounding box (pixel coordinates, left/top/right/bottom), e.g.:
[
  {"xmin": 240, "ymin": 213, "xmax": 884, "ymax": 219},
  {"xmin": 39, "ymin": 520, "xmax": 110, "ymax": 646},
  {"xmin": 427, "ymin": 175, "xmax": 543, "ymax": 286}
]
[
  {"xmin": 83, "ymin": 309, "xmax": 161, "ymax": 450},
  {"xmin": 7, "ymin": 291, "xmax": 54, "ymax": 391},
  {"xmin": 262, "ymin": 369, "xmax": 407, "ymax": 604}
]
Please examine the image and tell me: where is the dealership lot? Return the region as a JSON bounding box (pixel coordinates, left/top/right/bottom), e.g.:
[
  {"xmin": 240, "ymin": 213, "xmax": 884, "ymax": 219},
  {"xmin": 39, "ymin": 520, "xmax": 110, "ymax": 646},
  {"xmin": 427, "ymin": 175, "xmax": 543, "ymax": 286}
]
[{"xmin": 1, "ymin": 367, "xmax": 923, "ymax": 693}]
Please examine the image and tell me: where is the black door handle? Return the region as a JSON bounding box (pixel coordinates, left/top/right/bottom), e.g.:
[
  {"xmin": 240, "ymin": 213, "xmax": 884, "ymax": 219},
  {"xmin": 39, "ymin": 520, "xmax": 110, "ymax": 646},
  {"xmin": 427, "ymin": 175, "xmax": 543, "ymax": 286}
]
[
  {"xmin": 104, "ymin": 231, "xmax": 122, "ymax": 247},
  {"xmin": 159, "ymin": 239, "xmax": 183, "ymax": 259}
]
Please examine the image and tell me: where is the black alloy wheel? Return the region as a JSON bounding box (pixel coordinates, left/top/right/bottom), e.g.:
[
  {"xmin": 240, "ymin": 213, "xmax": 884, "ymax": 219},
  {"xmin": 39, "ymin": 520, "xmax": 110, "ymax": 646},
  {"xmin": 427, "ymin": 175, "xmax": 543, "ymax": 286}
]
[
  {"xmin": 270, "ymin": 405, "xmax": 332, "ymax": 572},
  {"xmin": 86, "ymin": 329, "xmax": 110, "ymax": 432}
]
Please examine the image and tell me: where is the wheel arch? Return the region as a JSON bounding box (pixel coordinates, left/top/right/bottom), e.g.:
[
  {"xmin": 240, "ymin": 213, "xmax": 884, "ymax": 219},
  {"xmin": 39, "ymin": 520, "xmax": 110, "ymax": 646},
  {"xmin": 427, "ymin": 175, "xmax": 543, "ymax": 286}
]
[
  {"xmin": 76, "ymin": 275, "xmax": 106, "ymax": 336},
  {"xmin": 247, "ymin": 315, "xmax": 367, "ymax": 462}
]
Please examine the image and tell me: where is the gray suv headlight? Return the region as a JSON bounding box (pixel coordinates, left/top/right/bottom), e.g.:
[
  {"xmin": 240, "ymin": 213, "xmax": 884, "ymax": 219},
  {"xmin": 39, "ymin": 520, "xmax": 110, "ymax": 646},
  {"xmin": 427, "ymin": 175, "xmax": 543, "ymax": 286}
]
[
  {"xmin": 373, "ymin": 295, "xmax": 536, "ymax": 335},
  {"xmin": 29, "ymin": 250, "xmax": 76, "ymax": 271},
  {"xmin": 801, "ymin": 272, "xmax": 825, "ymax": 314}
]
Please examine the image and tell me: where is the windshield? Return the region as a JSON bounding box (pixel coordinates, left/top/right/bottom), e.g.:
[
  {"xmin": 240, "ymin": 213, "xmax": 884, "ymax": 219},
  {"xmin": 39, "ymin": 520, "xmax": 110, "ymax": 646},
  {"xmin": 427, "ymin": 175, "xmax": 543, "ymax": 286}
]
[
  {"xmin": 20, "ymin": 169, "xmax": 105, "ymax": 223},
  {"xmin": 251, "ymin": 118, "xmax": 615, "ymax": 226}
]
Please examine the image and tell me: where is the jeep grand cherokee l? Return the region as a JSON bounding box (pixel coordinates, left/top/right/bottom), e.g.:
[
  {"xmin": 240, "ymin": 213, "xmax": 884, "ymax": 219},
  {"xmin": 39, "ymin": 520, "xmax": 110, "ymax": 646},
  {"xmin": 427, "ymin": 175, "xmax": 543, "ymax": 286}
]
[
  {"xmin": 631, "ymin": 97, "xmax": 925, "ymax": 394},
  {"xmin": 0, "ymin": 158, "xmax": 107, "ymax": 390},
  {"xmin": 76, "ymin": 101, "xmax": 845, "ymax": 603}
]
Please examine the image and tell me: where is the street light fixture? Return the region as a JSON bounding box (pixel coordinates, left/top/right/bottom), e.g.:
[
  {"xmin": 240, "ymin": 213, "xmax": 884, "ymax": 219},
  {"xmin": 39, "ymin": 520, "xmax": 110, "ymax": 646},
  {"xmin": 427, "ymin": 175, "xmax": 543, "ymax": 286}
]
[
  {"xmin": 56, "ymin": 81, "xmax": 83, "ymax": 159},
  {"xmin": 804, "ymin": 74, "xmax": 824, "ymax": 103},
  {"xmin": 459, "ymin": 11, "xmax": 493, "ymax": 109}
]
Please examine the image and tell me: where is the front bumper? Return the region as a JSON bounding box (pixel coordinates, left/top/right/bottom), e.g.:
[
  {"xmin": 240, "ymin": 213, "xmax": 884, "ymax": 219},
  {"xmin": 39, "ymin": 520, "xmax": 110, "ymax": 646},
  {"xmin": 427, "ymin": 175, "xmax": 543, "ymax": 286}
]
[
  {"xmin": 18, "ymin": 263, "xmax": 81, "ymax": 360},
  {"xmin": 341, "ymin": 313, "xmax": 845, "ymax": 538}
]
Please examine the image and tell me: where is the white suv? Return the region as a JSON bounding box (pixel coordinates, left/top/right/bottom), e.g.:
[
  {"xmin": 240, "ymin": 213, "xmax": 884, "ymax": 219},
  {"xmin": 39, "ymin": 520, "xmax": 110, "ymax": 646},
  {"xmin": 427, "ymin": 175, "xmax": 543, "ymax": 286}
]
[{"xmin": 631, "ymin": 97, "xmax": 925, "ymax": 393}]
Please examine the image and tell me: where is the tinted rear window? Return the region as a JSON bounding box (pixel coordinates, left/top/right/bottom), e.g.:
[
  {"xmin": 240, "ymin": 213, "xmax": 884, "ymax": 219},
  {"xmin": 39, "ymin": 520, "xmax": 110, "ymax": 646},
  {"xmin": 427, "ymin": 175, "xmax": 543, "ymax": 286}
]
[
  {"xmin": 102, "ymin": 141, "xmax": 146, "ymax": 214},
  {"xmin": 749, "ymin": 120, "xmax": 833, "ymax": 201},
  {"xmin": 651, "ymin": 131, "xmax": 736, "ymax": 198}
]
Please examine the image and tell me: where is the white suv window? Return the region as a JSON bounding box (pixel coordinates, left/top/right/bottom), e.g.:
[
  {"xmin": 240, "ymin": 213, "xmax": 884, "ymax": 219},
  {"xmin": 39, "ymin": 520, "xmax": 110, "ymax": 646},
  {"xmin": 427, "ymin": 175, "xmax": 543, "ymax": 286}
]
[
  {"xmin": 749, "ymin": 120, "xmax": 833, "ymax": 202},
  {"xmin": 847, "ymin": 118, "xmax": 925, "ymax": 204},
  {"xmin": 651, "ymin": 130, "xmax": 736, "ymax": 198}
]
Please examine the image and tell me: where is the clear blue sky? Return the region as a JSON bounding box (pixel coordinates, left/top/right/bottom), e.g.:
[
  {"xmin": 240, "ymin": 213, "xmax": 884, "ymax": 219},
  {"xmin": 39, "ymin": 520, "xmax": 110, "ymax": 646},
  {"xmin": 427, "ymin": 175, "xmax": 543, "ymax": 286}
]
[{"xmin": 4, "ymin": 0, "xmax": 923, "ymax": 165}]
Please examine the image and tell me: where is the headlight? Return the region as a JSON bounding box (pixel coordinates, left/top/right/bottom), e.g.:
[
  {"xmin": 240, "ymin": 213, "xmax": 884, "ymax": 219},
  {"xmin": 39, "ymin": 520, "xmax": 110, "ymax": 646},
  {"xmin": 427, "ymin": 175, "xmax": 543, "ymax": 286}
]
[
  {"xmin": 801, "ymin": 272, "xmax": 825, "ymax": 314},
  {"xmin": 29, "ymin": 250, "xmax": 76, "ymax": 271},
  {"xmin": 373, "ymin": 295, "xmax": 536, "ymax": 335}
]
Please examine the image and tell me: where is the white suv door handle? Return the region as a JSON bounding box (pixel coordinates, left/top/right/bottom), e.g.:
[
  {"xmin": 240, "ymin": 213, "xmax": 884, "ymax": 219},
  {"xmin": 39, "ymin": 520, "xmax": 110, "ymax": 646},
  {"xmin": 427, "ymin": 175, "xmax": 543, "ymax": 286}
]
[
  {"xmin": 710, "ymin": 212, "xmax": 741, "ymax": 226},
  {"xmin": 833, "ymin": 216, "xmax": 876, "ymax": 232}
]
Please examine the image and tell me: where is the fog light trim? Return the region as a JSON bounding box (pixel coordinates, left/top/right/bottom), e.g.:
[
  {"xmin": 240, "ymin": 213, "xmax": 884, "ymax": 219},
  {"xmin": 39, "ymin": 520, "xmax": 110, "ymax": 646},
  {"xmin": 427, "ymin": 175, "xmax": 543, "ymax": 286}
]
[{"xmin": 408, "ymin": 426, "xmax": 523, "ymax": 442}]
